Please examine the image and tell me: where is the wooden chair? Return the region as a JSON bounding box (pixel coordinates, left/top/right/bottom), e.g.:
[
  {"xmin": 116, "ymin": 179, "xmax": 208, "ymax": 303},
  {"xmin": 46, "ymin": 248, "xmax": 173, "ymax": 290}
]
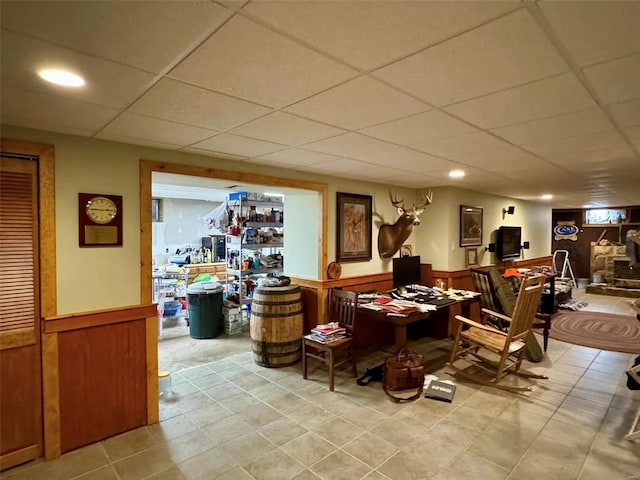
[
  {"xmin": 302, "ymin": 289, "xmax": 358, "ymax": 391},
  {"xmin": 448, "ymin": 275, "xmax": 547, "ymax": 392},
  {"xmin": 472, "ymin": 268, "xmax": 551, "ymax": 352}
]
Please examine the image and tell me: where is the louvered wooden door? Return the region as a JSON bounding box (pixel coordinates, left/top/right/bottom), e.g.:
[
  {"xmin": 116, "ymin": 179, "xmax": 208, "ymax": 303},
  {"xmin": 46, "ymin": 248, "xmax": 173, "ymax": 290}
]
[{"xmin": 0, "ymin": 156, "xmax": 42, "ymax": 470}]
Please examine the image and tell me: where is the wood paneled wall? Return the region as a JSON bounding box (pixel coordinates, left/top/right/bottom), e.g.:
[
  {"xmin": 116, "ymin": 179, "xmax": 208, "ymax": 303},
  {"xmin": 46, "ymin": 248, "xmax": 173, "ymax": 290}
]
[{"xmin": 44, "ymin": 304, "xmax": 156, "ymax": 455}]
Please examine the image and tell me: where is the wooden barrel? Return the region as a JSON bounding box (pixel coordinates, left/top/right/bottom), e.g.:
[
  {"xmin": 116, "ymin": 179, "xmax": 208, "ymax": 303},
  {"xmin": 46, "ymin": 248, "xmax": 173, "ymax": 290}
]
[{"xmin": 250, "ymin": 284, "xmax": 304, "ymax": 367}]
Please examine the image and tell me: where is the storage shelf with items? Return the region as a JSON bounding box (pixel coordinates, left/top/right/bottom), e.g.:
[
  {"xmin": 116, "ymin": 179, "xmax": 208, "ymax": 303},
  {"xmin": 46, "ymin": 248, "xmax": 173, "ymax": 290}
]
[{"xmin": 225, "ymin": 192, "xmax": 285, "ymax": 308}]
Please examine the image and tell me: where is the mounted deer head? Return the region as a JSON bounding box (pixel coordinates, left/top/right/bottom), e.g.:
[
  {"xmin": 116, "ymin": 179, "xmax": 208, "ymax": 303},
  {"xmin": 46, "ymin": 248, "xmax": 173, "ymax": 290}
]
[{"xmin": 377, "ymin": 190, "xmax": 433, "ymax": 258}]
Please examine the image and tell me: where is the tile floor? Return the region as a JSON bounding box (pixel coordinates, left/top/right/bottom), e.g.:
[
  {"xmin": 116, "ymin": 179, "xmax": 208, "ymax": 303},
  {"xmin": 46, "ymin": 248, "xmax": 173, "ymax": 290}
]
[{"xmin": 4, "ymin": 290, "xmax": 640, "ymax": 480}]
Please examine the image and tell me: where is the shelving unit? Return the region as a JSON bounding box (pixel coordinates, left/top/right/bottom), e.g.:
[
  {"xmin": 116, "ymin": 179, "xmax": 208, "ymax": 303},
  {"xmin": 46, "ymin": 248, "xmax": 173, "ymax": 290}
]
[{"xmin": 225, "ymin": 192, "xmax": 284, "ymax": 305}]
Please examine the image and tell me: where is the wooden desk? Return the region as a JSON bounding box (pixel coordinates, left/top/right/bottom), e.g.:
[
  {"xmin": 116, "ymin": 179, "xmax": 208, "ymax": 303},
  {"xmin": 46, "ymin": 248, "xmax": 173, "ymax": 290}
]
[{"xmin": 358, "ymin": 297, "xmax": 479, "ymax": 349}]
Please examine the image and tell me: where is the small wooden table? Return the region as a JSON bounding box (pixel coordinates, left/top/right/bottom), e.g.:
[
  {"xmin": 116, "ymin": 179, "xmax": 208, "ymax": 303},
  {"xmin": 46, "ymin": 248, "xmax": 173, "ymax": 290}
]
[{"xmin": 359, "ymin": 297, "xmax": 479, "ymax": 349}]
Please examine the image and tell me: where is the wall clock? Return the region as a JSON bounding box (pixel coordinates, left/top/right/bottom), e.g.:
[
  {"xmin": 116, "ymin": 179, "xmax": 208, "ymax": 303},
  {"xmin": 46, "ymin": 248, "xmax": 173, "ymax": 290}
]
[{"xmin": 79, "ymin": 193, "xmax": 123, "ymax": 247}]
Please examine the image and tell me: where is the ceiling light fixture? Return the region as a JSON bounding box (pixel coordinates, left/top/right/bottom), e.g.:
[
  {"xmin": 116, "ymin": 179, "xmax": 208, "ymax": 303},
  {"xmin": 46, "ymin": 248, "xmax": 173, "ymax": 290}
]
[
  {"xmin": 449, "ymin": 169, "xmax": 465, "ymax": 179},
  {"xmin": 541, "ymin": 194, "xmax": 553, "ymax": 200},
  {"xmin": 38, "ymin": 68, "xmax": 85, "ymax": 87}
]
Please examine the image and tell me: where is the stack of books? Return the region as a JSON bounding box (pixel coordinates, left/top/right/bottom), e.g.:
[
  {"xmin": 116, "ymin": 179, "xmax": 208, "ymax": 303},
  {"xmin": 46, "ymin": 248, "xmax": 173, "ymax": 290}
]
[{"xmin": 306, "ymin": 322, "xmax": 346, "ymax": 343}]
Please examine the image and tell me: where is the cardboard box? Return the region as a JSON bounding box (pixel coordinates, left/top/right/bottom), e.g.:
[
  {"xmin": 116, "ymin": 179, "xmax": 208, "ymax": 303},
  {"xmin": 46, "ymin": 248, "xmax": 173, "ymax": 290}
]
[{"xmin": 223, "ymin": 306, "xmax": 242, "ymax": 335}]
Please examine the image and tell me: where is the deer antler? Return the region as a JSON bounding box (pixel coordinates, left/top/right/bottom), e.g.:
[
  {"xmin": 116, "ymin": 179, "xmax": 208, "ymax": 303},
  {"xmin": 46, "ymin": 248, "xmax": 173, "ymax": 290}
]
[
  {"xmin": 388, "ymin": 189, "xmax": 405, "ymax": 209},
  {"xmin": 415, "ymin": 190, "xmax": 433, "ymax": 210}
]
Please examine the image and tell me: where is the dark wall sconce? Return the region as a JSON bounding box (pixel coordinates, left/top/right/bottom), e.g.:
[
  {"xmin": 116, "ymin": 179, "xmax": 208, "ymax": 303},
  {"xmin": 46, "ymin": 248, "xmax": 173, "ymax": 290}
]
[
  {"xmin": 523, "ymin": 241, "xmax": 530, "ymax": 249},
  {"xmin": 486, "ymin": 243, "xmax": 496, "ymax": 252},
  {"xmin": 502, "ymin": 205, "xmax": 515, "ymax": 219}
]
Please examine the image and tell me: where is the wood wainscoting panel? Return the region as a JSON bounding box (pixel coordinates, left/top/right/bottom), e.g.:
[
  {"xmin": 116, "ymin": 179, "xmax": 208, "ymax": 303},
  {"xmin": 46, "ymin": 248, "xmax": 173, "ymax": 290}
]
[
  {"xmin": 0, "ymin": 344, "xmax": 39, "ymax": 465},
  {"xmin": 57, "ymin": 320, "xmax": 147, "ymax": 453}
]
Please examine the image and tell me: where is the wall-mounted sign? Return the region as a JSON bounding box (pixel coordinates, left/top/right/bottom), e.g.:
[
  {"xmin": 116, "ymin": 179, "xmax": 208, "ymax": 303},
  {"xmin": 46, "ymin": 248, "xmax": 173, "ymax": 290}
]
[{"xmin": 554, "ymin": 221, "xmax": 579, "ymax": 241}]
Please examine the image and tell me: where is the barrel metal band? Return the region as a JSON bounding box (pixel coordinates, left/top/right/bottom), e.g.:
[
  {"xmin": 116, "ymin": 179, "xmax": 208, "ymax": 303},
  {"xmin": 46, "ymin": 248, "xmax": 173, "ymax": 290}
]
[
  {"xmin": 251, "ymin": 309, "xmax": 303, "ymax": 317},
  {"xmin": 252, "ymin": 298, "xmax": 301, "ymax": 306},
  {"xmin": 252, "ymin": 339, "xmax": 301, "ymax": 367}
]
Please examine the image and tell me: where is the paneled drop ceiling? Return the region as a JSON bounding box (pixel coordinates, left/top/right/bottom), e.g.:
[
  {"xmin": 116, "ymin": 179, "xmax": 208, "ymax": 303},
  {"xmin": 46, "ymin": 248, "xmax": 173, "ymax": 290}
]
[{"xmin": 1, "ymin": 1, "xmax": 639, "ymax": 207}]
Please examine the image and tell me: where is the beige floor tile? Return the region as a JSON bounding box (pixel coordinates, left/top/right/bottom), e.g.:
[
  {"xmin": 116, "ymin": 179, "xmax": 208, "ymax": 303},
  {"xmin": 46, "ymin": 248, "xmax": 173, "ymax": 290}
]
[
  {"xmin": 265, "ymin": 391, "xmax": 312, "ymax": 414},
  {"xmin": 309, "ymin": 450, "xmax": 371, "ymax": 480},
  {"xmin": 200, "ymin": 415, "xmax": 253, "ymax": 446},
  {"xmin": 377, "ymin": 450, "xmax": 439, "ymax": 480},
  {"xmin": 159, "ymin": 404, "xmax": 182, "ymax": 422},
  {"xmin": 179, "ymin": 365, "xmax": 214, "ymax": 381},
  {"xmin": 238, "ymin": 402, "xmax": 283, "ymax": 428},
  {"xmin": 202, "ymin": 382, "xmax": 244, "ymax": 401},
  {"xmin": 433, "ymin": 451, "xmax": 509, "ymax": 480},
  {"xmin": 217, "ymin": 391, "xmax": 260, "ymax": 414},
  {"xmin": 509, "ymin": 441, "xmax": 588, "ymax": 480},
  {"xmin": 216, "ymin": 467, "xmax": 254, "ymax": 479},
  {"xmin": 67, "ymin": 465, "xmax": 119, "ymax": 480},
  {"xmin": 280, "ymin": 432, "xmax": 337, "ymax": 467},
  {"xmin": 219, "ymin": 431, "xmax": 276, "ymax": 466},
  {"xmin": 163, "ymin": 429, "xmax": 216, "ymax": 464},
  {"xmin": 342, "ymin": 432, "xmax": 399, "ymax": 468},
  {"xmin": 290, "ymin": 469, "xmax": 322, "ymax": 480},
  {"xmin": 188, "ymin": 372, "xmax": 228, "ymax": 390},
  {"xmin": 144, "ymin": 466, "xmax": 187, "ymax": 480},
  {"xmin": 311, "ymin": 417, "xmax": 364, "ymax": 446},
  {"xmin": 174, "ymin": 392, "xmax": 217, "ymax": 414},
  {"xmin": 339, "ymin": 404, "xmax": 389, "ymax": 431},
  {"xmin": 427, "ymin": 419, "xmax": 480, "ymax": 447},
  {"xmin": 248, "ymin": 382, "xmax": 289, "ymax": 401},
  {"xmin": 112, "ymin": 445, "xmax": 177, "ymax": 480},
  {"xmin": 167, "ymin": 381, "xmax": 199, "ymax": 397},
  {"xmin": 482, "ymin": 417, "xmax": 543, "ymax": 450},
  {"xmin": 445, "ymin": 403, "xmax": 496, "ymax": 432},
  {"xmin": 48, "ymin": 444, "xmax": 110, "ymax": 480},
  {"xmin": 391, "ymin": 400, "xmax": 442, "ymax": 427},
  {"xmin": 184, "ymin": 402, "xmax": 230, "ymax": 428},
  {"xmin": 148, "ymin": 415, "xmax": 199, "ymax": 443},
  {"xmin": 257, "ymin": 416, "xmax": 308, "ymax": 446},
  {"xmin": 287, "ymin": 404, "xmax": 336, "ymax": 429},
  {"xmin": 362, "ymin": 471, "xmax": 391, "ymax": 480},
  {"xmin": 176, "ymin": 446, "xmax": 237, "ymax": 479},
  {"xmin": 244, "ymin": 448, "xmax": 305, "ymax": 480},
  {"xmin": 101, "ymin": 427, "xmax": 157, "ymax": 462},
  {"xmin": 466, "ymin": 433, "xmax": 526, "ymax": 470}
]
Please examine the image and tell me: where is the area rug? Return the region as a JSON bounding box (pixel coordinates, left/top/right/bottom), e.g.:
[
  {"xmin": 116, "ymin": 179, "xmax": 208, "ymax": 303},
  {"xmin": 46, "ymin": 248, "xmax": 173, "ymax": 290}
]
[{"xmin": 549, "ymin": 311, "xmax": 640, "ymax": 354}]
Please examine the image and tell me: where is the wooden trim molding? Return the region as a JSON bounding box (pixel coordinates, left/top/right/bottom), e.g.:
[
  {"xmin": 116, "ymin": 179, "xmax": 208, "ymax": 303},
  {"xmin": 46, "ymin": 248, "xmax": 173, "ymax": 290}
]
[
  {"xmin": 41, "ymin": 333, "xmax": 60, "ymax": 459},
  {"xmin": 146, "ymin": 316, "xmax": 159, "ymax": 425},
  {"xmin": 0, "ymin": 445, "xmax": 39, "ymax": 471},
  {"xmin": 44, "ymin": 304, "xmax": 158, "ymax": 333}
]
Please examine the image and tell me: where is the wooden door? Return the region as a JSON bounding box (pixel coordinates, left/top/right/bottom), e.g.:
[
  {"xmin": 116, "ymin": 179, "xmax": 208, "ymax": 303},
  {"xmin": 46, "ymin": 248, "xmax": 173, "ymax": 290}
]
[{"xmin": 0, "ymin": 156, "xmax": 42, "ymax": 470}]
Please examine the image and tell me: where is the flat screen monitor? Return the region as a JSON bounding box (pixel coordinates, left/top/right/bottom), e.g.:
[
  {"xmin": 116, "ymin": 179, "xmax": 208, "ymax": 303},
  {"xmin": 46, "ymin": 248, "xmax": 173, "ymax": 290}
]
[
  {"xmin": 497, "ymin": 226, "xmax": 522, "ymax": 260},
  {"xmin": 393, "ymin": 255, "xmax": 421, "ymax": 288}
]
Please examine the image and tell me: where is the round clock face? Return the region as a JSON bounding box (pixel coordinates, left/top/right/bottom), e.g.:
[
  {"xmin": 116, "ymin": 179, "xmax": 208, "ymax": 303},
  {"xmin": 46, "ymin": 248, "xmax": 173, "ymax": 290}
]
[{"xmin": 86, "ymin": 196, "xmax": 117, "ymax": 224}]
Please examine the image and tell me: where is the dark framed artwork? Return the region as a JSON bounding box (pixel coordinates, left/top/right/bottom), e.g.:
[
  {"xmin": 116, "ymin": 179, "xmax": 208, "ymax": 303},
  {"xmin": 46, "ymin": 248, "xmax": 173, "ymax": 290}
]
[
  {"xmin": 465, "ymin": 247, "xmax": 479, "ymax": 267},
  {"xmin": 460, "ymin": 205, "xmax": 483, "ymax": 247},
  {"xmin": 336, "ymin": 192, "xmax": 372, "ymax": 262}
]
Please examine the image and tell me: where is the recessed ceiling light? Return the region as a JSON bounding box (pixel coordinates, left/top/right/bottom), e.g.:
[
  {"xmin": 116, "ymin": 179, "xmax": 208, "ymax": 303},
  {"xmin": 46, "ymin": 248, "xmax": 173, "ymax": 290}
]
[
  {"xmin": 541, "ymin": 194, "xmax": 553, "ymax": 200},
  {"xmin": 449, "ymin": 169, "xmax": 465, "ymax": 179},
  {"xmin": 38, "ymin": 68, "xmax": 85, "ymax": 87}
]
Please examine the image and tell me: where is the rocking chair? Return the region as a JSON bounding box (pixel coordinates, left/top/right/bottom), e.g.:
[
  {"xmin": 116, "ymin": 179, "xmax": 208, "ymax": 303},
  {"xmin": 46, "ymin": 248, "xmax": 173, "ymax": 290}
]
[{"xmin": 447, "ymin": 274, "xmax": 547, "ymax": 392}]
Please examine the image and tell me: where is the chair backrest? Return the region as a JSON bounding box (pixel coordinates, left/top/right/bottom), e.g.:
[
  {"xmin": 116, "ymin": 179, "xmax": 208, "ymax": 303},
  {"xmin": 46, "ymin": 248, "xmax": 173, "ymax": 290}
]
[
  {"xmin": 505, "ymin": 275, "xmax": 545, "ymax": 341},
  {"xmin": 470, "ymin": 268, "xmax": 501, "ymax": 312},
  {"xmin": 326, "ymin": 289, "xmax": 358, "ymax": 334}
]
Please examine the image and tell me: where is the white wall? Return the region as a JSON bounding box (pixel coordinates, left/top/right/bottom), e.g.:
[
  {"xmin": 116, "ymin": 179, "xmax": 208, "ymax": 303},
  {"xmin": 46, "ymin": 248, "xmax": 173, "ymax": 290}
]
[
  {"xmin": 282, "ymin": 191, "xmax": 320, "ymax": 279},
  {"xmin": 3, "ymin": 125, "xmax": 553, "ymax": 314},
  {"xmin": 416, "ymin": 186, "xmax": 552, "ymax": 270},
  {"xmin": 152, "ymin": 197, "xmax": 223, "ymax": 257}
]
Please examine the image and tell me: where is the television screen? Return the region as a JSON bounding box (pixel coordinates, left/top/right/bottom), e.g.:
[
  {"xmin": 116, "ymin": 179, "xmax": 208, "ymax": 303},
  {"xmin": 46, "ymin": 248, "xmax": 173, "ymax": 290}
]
[
  {"xmin": 497, "ymin": 226, "xmax": 522, "ymax": 260},
  {"xmin": 393, "ymin": 255, "xmax": 421, "ymax": 288}
]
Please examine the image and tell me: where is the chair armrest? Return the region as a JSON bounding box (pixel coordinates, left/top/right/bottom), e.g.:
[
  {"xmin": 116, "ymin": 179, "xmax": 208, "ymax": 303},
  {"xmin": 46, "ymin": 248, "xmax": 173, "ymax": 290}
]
[
  {"xmin": 480, "ymin": 308, "xmax": 513, "ymax": 324},
  {"xmin": 455, "ymin": 315, "xmax": 508, "ymax": 336}
]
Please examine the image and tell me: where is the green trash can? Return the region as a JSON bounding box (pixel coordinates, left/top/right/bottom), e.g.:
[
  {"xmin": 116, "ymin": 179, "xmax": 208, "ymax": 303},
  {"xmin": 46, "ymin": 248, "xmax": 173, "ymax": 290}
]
[{"xmin": 187, "ymin": 282, "xmax": 224, "ymax": 339}]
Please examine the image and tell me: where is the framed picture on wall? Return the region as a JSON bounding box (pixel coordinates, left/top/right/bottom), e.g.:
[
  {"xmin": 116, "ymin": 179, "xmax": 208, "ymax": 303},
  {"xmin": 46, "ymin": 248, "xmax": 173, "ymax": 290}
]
[
  {"xmin": 465, "ymin": 247, "xmax": 479, "ymax": 267},
  {"xmin": 336, "ymin": 192, "xmax": 372, "ymax": 262},
  {"xmin": 460, "ymin": 205, "xmax": 483, "ymax": 247}
]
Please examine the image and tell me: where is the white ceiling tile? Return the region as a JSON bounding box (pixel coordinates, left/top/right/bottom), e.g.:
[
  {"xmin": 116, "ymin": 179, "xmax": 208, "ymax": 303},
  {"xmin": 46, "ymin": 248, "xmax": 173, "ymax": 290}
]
[
  {"xmin": 255, "ymin": 149, "xmax": 343, "ymax": 167},
  {"xmin": 374, "ymin": 9, "xmax": 568, "ymax": 106},
  {"xmin": 229, "ymin": 112, "xmax": 345, "ymax": 146},
  {"xmin": 244, "ymin": 1, "xmax": 518, "ymax": 70},
  {"xmin": 180, "ymin": 147, "xmax": 248, "ymax": 161},
  {"xmin": 299, "ymin": 158, "xmax": 375, "ymax": 175},
  {"xmin": 303, "ymin": 133, "xmax": 396, "ymax": 158},
  {"xmin": 95, "ymin": 133, "xmax": 182, "ymax": 151},
  {"xmin": 584, "ymin": 54, "xmax": 640, "ymax": 105},
  {"xmin": 523, "ymin": 131, "xmax": 634, "ymax": 164},
  {"xmin": 1, "ymin": 87, "xmax": 118, "ymax": 134},
  {"xmin": 190, "ymin": 133, "xmax": 287, "ymax": 157},
  {"xmin": 609, "ymin": 100, "xmax": 640, "ymax": 128},
  {"xmin": 412, "ymin": 131, "xmax": 510, "ymax": 157},
  {"xmin": 491, "ymin": 108, "xmax": 614, "ymax": 145},
  {"xmin": 0, "ymin": 0, "xmax": 232, "ymax": 73},
  {"xmin": 285, "ymin": 76, "xmax": 429, "ymax": 130},
  {"xmin": 539, "ymin": 1, "xmax": 640, "ymax": 67},
  {"xmin": 169, "ymin": 15, "xmax": 357, "ymax": 107},
  {"xmin": 385, "ymin": 173, "xmax": 448, "ymax": 189},
  {"xmin": 353, "ymin": 144, "xmax": 452, "ymax": 171},
  {"xmin": 444, "ymin": 73, "xmax": 596, "ymax": 129},
  {"xmin": 128, "ymin": 78, "xmax": 271, "ymax": 131},
  {"xmin": 452, "ymin": 146, "xmax": 547, "ymax": 172},
  {"xmin": 359, "ymin": 110, "xmax": 478, "ymax": 146},
  {"xmin": 99, "ymin": 112, "xmax": 217, "ymax": 146},
  {"xmin": 625, "ymin": 126, "xmax": 640, "ymax": 147},
  {"xmin": 0, "ymin": 30, "xmax": 155, "ymax": 109}
]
